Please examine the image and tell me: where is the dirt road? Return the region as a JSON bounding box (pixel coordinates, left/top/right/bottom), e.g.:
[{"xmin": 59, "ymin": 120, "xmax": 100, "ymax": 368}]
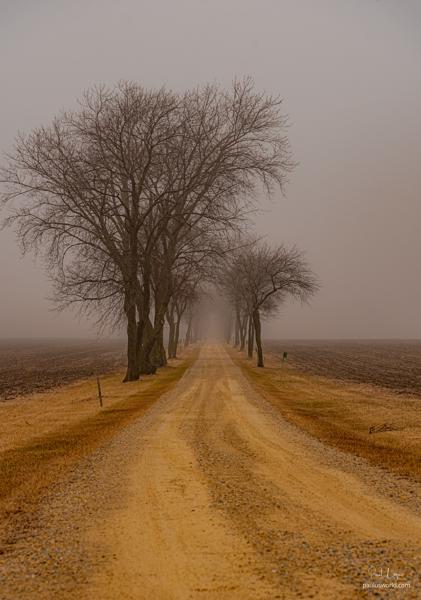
[{"xmin": 2, "ymin": 345, "xmax": 420, "ymax": 599}]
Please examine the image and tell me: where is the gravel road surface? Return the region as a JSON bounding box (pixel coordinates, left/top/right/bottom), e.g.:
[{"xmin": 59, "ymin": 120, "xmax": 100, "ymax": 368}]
[{"xmin": 1, "ymin": 345, "xmax": 420, "ymax": 599}]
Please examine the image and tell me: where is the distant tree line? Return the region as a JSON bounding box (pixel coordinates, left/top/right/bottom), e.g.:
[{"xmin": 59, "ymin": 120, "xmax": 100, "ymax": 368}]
[{"xmin": 1, "ymin": 78, "xmax": 316, "ymax": 379}]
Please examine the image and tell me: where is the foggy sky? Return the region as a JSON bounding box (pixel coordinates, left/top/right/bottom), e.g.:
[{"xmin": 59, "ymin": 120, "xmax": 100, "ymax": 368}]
[{"xmin": 1, "ymin": 0, "xmax": 420, "ymax": 339}]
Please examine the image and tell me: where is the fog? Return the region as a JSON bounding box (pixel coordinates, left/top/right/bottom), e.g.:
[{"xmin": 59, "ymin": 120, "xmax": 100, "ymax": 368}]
[{"xmin": 1, "ymin": 0, "xmax": 420, "ymax": 339}]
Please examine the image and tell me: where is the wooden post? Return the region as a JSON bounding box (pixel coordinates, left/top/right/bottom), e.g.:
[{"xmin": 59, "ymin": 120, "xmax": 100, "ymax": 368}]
[{"xmin": 96, "ymin": 376, "xmax": 103, "ymax": 407}]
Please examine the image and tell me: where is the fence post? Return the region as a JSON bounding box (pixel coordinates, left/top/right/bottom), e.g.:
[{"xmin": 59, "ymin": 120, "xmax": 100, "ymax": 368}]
[{"xmin": 96, "ymin": 376, "xmax": 103, "ymax": 407}]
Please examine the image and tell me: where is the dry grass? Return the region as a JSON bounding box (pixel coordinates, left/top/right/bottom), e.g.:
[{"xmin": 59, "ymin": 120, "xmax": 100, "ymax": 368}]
[
  {"xmin": 0, "ymin": 351, "xmax": 196, "ymax": 526},
  {"xmin": 231, "ymin": 349, "xmax": 421, "ymax": 481}
]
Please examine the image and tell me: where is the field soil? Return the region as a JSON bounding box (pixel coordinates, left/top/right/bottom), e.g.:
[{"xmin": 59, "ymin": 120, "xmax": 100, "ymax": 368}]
[
  {"xmin": 265, "ymin": 340, "xmax": 421, "ymax": 397},
  {"xmin": 1, "ymin": 344, "xmax": 420, "ymax": 599},
  {"xmin": 0, "ymin": 339, "xmax": 125, "ymax": 400}
]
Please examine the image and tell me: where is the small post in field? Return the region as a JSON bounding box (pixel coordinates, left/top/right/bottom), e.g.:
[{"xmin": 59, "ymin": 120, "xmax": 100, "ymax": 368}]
[{"xmin": 96, "ymin": 376, "xmax": 103, "ymax": 407}]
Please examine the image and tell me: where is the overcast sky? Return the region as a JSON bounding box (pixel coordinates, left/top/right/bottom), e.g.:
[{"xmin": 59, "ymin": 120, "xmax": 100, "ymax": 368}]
[{"xmin": 1, "ymin": 0, "xmax": 420, "ymax": 339}]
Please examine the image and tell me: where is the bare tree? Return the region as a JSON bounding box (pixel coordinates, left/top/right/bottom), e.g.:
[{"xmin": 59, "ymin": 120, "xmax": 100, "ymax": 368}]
[
  {"xmin": 220, "ymin": 242, "xmax": 318, "ymax": 367},
  {"xmin": 1, "ymin": 82, "xmax": 180, "ymax": 381}
]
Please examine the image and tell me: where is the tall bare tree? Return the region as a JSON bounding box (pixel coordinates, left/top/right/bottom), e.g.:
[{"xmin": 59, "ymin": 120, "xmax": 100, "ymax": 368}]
[
  {"xmin": 220, "ymin": 241, "xmax": 318, "ymax": 367},
  {"xmin": 1, "ymin": 82, "xmax": 180, "ymax": 381}
]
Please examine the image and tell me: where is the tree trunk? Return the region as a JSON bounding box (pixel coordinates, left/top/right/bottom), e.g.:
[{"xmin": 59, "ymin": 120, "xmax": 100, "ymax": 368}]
[
  {"xmin": 185, "ymin": 314, "xmax": 193, "ymax": 346},
  {"xmin": 174, "ymin": 317, "xmax": 181, "ymax": 358},
  {"xmin": 247, "ymin": 314, "xmax": 254, "ymax": 359},
  {"xmin": 155, "ymin": 307, "xmax": 168, "ymax": 367},
  {"xmin": 167, "ymin": 309, "xmax": 176, "ymax": 359},
  {"xmin": 144, "ymin": 299, "xmax": 169, "ymax": 370},
  {"xmin": 234, "ymin": 305, "xmax": 240, "ymax": 346},
  {"xmin": 151, "ymin": 328, "xmax": 167, "ymax": 367},
  {"xmin": 239, "ymin": 313, "xmax": 247, "ymax": 350},
  {"xmin": 136, "ymin": 269, "xmax": 155, "ymax": 374},
  {"xmin": 138, "ymin": 318, "xmax": 157, "ymax": 374},
  {"xmin": 253, "ymin": 309, "xmax": 264, "ymax": 367},
  {"xmin": 140, "ymin": 281, "xmax": 170, "ymax": 372},
  {"xmin": 150, "ymin": 301, "xmax": 168, "ymax": 368},
  {"xmin": 123, "ymin": 291, "xmax": 140, "ymax": 382}
]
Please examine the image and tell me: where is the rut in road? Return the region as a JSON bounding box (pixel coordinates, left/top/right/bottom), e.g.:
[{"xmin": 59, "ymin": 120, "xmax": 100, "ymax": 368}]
[{"xmin": 86, "ymin": 344, "xmax": 421, "ymax": 599}]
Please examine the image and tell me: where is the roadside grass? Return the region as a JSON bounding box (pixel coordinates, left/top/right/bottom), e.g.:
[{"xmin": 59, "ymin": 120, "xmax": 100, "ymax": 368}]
[
  {"xmin": 0, "ymin": 351, "xmax": 196, "ymax": 530},
  {"xmin": 231, "ymin": 349, "xmax": 421, "ymax": 481}
]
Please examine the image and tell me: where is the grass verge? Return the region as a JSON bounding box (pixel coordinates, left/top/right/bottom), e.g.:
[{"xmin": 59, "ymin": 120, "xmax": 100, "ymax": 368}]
[
  {"xmin": 0, "ymin": 351, "xmax": 196, "ymax": 539},
  {"xmin": 231, "ymin": 349, "xmax": 421, "ymax": 481}
]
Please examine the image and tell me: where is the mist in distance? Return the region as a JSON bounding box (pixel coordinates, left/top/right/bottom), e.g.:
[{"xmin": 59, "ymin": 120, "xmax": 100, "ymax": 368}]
[{"xmin": 1, "ymin": 0, "xmax": 420, "ymax": 339}]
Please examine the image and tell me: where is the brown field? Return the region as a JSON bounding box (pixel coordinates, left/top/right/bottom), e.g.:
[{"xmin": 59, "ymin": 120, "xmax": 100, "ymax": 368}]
[
  {"xmin": 0, "ymin": 339, "xmax": 125, "ymax": 401},
  {"xmin": 265, "ymin": 339, "xmax": 421, "ymax": 397}
]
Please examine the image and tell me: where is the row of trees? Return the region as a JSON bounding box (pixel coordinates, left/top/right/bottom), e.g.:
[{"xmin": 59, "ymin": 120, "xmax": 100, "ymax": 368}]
[
  {"xmin": 218, "ymin": 241, "xmax": 318, "ymax": 367},
  {"xmin": 1, "ymin": 79, "xmax": 298, "ymax": 381}
]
